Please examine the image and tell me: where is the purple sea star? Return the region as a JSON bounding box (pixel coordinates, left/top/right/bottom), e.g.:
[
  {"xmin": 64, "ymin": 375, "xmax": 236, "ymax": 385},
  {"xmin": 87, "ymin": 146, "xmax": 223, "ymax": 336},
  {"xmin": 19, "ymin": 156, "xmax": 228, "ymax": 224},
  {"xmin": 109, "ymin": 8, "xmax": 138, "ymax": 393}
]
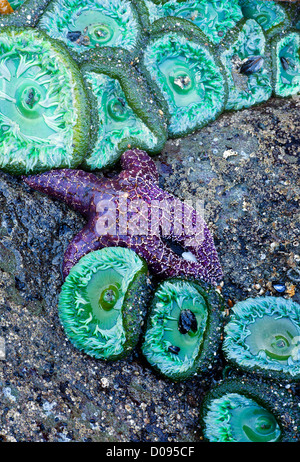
[{"xmin": 23, "ymin": 149, "xmax": 223, "ymax": 284}]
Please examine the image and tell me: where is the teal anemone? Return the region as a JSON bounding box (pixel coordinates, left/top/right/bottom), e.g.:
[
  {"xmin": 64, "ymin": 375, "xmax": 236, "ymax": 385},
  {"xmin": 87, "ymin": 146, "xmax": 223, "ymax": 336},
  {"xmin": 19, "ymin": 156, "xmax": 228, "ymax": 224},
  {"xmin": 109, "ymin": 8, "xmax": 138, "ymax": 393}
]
[
  {"xmin": 223, "ymin": 296, "xmax": 300, "ymax": 381},
  {"xmin": 238, "ymin": 0, "xmax": 288, "ymax": 34},
  {"xmin": 142, "ymin": 0, "xmax": 243, "ymax": 45},
  {"xmin": 141, "ymin": 24, "xmax": 228, "ymax": 138},
  {"xmin": 219, "ymin": 19, "xmax": 272, "ymax": 111},
  {"xmin": 38, "ymin": 0, "xmax": 141, "ymax": 56},
  {"xmin": 0, "ymin": 27, "xmax": 90, "ymax": 175},
  {"xmin": 142, "ymin": 278, "xmax": 224, "ymax": 381},
  {"xmin": 58, "ymin": 247, "xmax": 151, "ymax": 360},
  {"xmin": 80, "ymin": 52, "xmax": 167, "ymax": 170},
  {"xmin": 200, "ymin": 378, "xmax": 299, "ymax": 442},
  {"xmin": 271, "ymin": 31, "xmax": 300, "ymax": 97}
]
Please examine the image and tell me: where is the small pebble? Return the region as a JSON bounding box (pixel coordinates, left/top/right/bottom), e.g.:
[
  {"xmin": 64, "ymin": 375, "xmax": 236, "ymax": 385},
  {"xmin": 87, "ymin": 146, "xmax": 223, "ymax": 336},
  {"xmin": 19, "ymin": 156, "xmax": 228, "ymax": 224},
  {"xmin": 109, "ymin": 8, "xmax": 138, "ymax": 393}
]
[{"xmin": 272, "ymin": 282, "xmax": 286, "ymax": 293}]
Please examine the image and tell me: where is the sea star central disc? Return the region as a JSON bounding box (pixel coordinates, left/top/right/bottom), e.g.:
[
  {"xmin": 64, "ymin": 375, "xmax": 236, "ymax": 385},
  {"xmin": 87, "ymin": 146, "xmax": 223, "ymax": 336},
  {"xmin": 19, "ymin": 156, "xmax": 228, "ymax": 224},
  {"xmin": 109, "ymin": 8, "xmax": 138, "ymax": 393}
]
[{"xmin": 23, "ymin": 149, "xmax": 223, "ymax": 284}]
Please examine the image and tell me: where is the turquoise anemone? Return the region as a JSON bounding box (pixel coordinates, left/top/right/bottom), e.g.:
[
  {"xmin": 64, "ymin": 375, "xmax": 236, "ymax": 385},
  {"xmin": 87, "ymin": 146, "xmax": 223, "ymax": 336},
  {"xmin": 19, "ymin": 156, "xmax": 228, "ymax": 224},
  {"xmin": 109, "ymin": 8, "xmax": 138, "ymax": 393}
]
[
  {"xmin": 141, "ymin": 23, "xmax": 228, "ymax": 138},
  {"xmin": 80, "ymin": 52, "xmax": 167, "ymax": 170},
  {"xmin": 142, "ymin": 278, "xmax": 224, "ymax": 381},
  {"xmin": 238, "ymin": 0, "xmax": 288, "ymax": 34},
  {"xmin": 223, "ymin": 296, "xmax": 300, "ymax": 381},
  {"xmin": 38, "ymin": 0, "xmax": 141, "ymax": 56},
  {"xmin": 58, "ymin": 247, "xmax": 151, "ymax": 360},
  {"xmin": 0, "ymin": 27, "xmax": 90, "ymax": 175},
  {"xmin": 142, "ymin": 0, "xmax": 243, "ymax": 45},
  {"xmin": 199, "ymin": 378, "xmax": 299, "ymax": 442}
]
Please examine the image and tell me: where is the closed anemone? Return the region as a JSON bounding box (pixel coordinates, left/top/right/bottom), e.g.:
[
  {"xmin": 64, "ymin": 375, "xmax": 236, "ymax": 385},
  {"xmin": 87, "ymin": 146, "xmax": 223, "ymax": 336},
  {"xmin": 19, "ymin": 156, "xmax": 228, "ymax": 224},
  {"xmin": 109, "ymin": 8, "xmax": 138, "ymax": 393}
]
[
  {"xmin": 0, "ymin": 27, "xmax": 90, "ymax": 175},
  {"xmin": 223, "ymin": 296, "xmax": 300, "ymax": 381},
  {"xmin": 142, "ymin": 278, "xmax": 224, "ymax": 381},
  {"xmin": 142, "ymin": 29, "xmax": 227, "ymax": 138},
  {"xmin": 58, "ymin": 247, "xmax": 150, "ymax": 360},
  {"xmin": 271, "ymin": 31, "xmax": 300, "ymax": 97},
  {"xmin": 38, "ymin": 0, "xmax": 141, "ymax": 54},
  {"xmin": 220, "ymin": 19, "xmax": 272, "ymax": 111}
]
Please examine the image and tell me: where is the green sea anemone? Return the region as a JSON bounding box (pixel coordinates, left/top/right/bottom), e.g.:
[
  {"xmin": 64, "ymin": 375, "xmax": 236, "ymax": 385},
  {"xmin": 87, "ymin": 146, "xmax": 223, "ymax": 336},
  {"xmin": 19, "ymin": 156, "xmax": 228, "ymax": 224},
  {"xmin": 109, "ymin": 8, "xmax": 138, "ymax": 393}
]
[
  {"xmin": 271, "ymin": 31, "xmax": 300, "ymax": 97},
  {"xmin": 0, "ymin": 27, "xmax": 90, "ymax": 175},
  {"xmin": 142, "ymin": 0, "xmax": 243, "ymax": 45},
  {"xmin": 38, "ymin": 0, "xmax": 141, "ymax": 56},
  {"xmin": 58, "ymin": 247, "xmax": 151, "ymax": 360},
  {"xmin": 200, "ymin": 378, "xmax": 299, "ymax": 442},
  {"xmin": 142, "ymin": 278, "xmax": 224, "ymax": 381},
  {"xmin": 238, "ymin": 0, "xmax": 288, "ymax": 33},
  {"xmin": 219, "ymin": 19, "xmax": 272, "ymax": 111},
  {"xmin": 80, "ymin": 52, "xmax": 167, "ymax": 170},
  {"xmin": 141, "ymin": 24, "xmax": 228, "ymax": 138},
  {"xmin": 223, "ymin": 296, "xmax": 300, "ymax": 382}
]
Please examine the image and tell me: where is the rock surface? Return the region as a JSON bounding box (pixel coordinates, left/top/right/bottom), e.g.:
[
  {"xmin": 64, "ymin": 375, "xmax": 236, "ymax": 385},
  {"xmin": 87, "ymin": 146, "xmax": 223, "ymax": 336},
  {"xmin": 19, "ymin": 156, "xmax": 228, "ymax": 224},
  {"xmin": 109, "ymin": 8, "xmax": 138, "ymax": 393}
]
[{"xmin": 0, "ymin": 95, "xmax": 299, "ymax": 442}]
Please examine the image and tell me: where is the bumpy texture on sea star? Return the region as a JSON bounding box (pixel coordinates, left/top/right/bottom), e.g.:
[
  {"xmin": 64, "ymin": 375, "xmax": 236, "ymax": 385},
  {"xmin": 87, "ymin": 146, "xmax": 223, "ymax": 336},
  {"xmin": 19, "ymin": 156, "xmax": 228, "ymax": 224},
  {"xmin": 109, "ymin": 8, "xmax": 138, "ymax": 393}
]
[{"xmin": 23, "ymin": 148, "xmax": 223, "ymax": 284}]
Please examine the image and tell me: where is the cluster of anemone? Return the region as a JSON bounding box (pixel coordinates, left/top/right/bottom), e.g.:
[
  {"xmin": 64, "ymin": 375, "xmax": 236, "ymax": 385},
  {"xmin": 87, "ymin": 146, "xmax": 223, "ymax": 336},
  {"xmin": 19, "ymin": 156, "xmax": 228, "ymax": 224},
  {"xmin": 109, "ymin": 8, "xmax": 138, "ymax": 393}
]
[
  {"xmin": 58, "ymin": 245, "xmax": 226, "ymax": 378},
  {"xmin": 56, "ymin": 238, "xmax": 300, "ymax": 443},
  {"xmin": 0, "ymin": 0, "xmax": 299, "ymax": 174},
  {"xmin": 1, "ymin": 0, "xmax": 300, "ymax": 443},
  {"xmin": 204, "ymin": 296, "xmax": 300, "ymax": 442},
  {"xmin": 58, "ymin": 245, "xmax": 300, "ymax": 442}
]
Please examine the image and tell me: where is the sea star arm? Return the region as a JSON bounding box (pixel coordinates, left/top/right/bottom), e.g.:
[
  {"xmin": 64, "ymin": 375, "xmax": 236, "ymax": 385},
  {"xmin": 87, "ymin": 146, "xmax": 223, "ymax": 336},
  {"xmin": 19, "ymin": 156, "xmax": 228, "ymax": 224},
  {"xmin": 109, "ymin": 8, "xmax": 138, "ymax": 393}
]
[
  {"xmin": 23, "ymin": 169, "xmax": 106, "ymax": 217},
  {"xmin": 118, "ymin": 149, "xmax": 159, "ymax": 185},
  {"xmin": 171, "ymin": 198, "xmax": 223, "ymax": 282},
  {"xmin": 116, "ymin": 235, "xmax": 222, "ymax": 285},
  {"xmin": 63, "ymin": 221, "xmax": 107, "ymax": 279},
  {"xmin": 149, "ymin": 186, "xmax": 223, "ymax": 283}
]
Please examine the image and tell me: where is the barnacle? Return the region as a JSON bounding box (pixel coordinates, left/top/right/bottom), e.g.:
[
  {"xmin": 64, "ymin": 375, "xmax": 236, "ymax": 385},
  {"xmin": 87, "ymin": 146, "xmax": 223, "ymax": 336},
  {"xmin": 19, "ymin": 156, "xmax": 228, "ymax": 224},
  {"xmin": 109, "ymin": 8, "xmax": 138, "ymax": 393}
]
[
  {"xmin": 271, "ymin": 31, "xmax": 300, "ymax": 97},
  {"xmin": 238, "ymin": 0, "xmax": 288, "ymax": 33},
  {"xmin": 0, "ymin": 27, "xmax": 90, "ymax": 175},
  {"xmin": 199, "ymin": 378, "xmax": 299, "ymax": 442},
  {"xmin": 219, "ymin": 19, "xmax": 272, "ymax": 111},
  {"xmin": 141, "ymin": 23, "xmax": 228, "ymax": 138},
  {"xmin": 223, "ymin": 296, "xmax": 300, "ymax": 381},
  {"xmin": 58, "ymin": 247, "xmax": 151, "ymax": 360},
  {"xmin": 142, "ymin": 0, "xmax": 243, "ymax": 45},
  {"xmin": 38, "ymin": 0, "xmax": 141, "ymax": 57},
  {"xmin": 80, "ymin": 53, "xmax": 167, "ymax": 170},
  {"xmin": 141, "ymin": 278, "xmax": 224, "ymax": 381}
]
